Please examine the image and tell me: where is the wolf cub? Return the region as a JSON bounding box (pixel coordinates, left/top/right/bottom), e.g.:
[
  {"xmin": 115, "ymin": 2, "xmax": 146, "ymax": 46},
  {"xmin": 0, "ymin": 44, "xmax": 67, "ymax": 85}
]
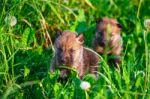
[
  {"xmin": 93, "ymin": 17, "xmax": 122, "ymax": 66},
  {"xmin": 50, "ymin": 31, "xmax": 99, "ymax": 79}
]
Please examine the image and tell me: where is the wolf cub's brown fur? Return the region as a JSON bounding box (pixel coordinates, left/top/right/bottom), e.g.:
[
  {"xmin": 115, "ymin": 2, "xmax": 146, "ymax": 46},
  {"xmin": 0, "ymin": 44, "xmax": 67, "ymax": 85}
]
[
  {"xmin": 93, "ymin": 17, "xmax": 122, "ymax": 66},
  {"xmin": 50, "ymin": 31, "xmax": 99, "ymax": 78}
]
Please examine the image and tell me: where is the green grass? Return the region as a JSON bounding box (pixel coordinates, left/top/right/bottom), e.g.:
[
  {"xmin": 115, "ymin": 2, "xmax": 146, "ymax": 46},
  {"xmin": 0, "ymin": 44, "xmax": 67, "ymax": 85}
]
[{"xmin": 0, "ymin": 0, "xmax": 150, "ymax": 98}]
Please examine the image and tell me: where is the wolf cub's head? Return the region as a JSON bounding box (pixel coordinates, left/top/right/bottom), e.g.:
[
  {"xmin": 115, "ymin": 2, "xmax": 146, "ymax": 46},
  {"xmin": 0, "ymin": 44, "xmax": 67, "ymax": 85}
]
[
  {"xmin": 55, "ymin": 31, "xmax": 84, "ymax": 66},
  {"xmin": 96, "ymin": 17, "xmax": 122, "ymax": 44}
]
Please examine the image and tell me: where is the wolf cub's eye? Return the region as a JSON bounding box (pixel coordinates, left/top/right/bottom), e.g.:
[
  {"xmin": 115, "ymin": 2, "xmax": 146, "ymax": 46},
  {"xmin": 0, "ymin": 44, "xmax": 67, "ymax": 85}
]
[
  {"xmin": 70, "ymin": 49, "xmax": 74, "ymax": 53},
  {"xmin": 58, "ymin": 48, "xmax": 62, "ymax": 52}
]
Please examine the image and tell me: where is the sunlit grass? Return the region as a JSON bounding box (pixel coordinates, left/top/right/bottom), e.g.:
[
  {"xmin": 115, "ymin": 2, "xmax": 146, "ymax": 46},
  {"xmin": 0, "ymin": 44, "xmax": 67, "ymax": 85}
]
[{"xmin": 0, "ymin": 0, "xmax": 150, "ymax": 98}]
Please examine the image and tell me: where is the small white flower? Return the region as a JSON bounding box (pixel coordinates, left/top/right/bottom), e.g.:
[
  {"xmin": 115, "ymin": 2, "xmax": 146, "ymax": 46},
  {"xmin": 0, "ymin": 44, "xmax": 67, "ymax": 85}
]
[
  {"xmin": 144, "ymin": 19, "xmax": 150, "ymax": 28},
  {"xmin": 80, "ymin": 81, "xmax": 91, "ymax": 90},
  {"xmin": 10, "ymin": 16, "xmax": 17, "ymax": 27},
  {"xmin": 5, "ymin": 16, "xmax": 17, "ymax": 27}
]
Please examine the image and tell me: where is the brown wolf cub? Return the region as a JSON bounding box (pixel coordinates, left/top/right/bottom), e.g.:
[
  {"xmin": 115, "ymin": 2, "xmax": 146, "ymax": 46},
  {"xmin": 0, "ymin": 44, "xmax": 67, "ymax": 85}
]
[
  {"xmin": 93, "ymin": 17, "xmax": 122, "ymax": 66},
  {"xmin": 50, "ymin": 31, "xmax": 99, "ymax": 79}
]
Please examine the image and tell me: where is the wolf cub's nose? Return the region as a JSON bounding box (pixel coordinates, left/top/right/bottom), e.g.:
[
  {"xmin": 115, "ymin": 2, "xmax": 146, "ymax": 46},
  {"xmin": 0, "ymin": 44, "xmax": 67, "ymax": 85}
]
[
  {"xmin": 61, "ymin": 57, "xmax": 69, "ymax": 63},
  {"xmin": 60, "ymin": 58, "xmax": 65, "ymax": 63}
]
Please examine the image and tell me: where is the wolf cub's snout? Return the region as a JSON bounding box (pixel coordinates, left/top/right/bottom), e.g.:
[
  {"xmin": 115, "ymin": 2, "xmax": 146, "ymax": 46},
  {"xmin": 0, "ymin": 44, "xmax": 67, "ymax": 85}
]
[
  {"xmin": 50, "ymin": 31, "xmax": 99, "ymax": 79},
  {"xmin": 93, "ymin": 17, "xmax": 122, "ymax": 66}
]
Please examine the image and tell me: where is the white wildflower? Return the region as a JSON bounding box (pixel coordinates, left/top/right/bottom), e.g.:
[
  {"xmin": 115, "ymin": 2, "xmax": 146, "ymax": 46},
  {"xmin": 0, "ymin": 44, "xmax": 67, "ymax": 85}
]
[
  {"xmin": 80, "ymin": 81, "xmax": 91, "ymax": 90},
  {"xmin": 144, "ymin": 19, "xmax": 150, "ymax": 29},
  {"xmin": 5, "ymin": 16, "xmax": 17, "ymax": 27}
]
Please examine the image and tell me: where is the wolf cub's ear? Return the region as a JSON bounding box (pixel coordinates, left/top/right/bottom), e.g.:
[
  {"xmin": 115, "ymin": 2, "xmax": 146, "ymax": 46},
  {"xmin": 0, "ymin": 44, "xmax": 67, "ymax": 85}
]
[
  {"xmin": 56, "ymin": 29, "xmax": 63, "ymax": 36},
  {"xmin": 96, "ymin": 18, "xmax": 102, "ymax": 24},
  {"xmin": 76, "ymin": 34, "xmax": 84, "ymax": 44}
]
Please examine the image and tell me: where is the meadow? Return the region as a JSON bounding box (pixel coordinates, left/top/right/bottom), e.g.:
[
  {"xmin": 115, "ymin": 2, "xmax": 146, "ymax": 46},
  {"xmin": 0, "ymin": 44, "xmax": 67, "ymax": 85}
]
[{"xmin": 0, "ymin": 0, "xmax": 150, "ymax": 98}]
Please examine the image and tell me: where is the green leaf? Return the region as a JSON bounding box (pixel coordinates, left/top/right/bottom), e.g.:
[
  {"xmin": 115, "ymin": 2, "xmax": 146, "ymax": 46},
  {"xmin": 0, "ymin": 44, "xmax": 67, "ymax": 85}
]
[
  {"xmin": 48, "ymin": 3, "xmax": 64, "ymax": 24},
  {"xmin": 71, "ymin": 10, "xmax": 87, "ymax": 32},
  {"xmin": 122, "ymin": 66, "xmax": 130, "ymax": 86},
  {"xmin": 135, "ymin": 76, "xmax": 144, "ymax": 89},
  {"xmin": 24, "ymin": 66, "xmax": 30, "ymax": 78},
  {"xmin": 84, "ymin": 0, "xmax": 96, "ymax": 10},
  {"xmin": 28, "ymin": 28, "xmax": 36, "ymax": 45},
  {"xmin": 22, "ymin": 28, "xmax": 30, "ymax": 48},
  {"xmin": 83, "ymin": 74, "xmax": 97, "ymax": 85},
  {"xmin": 77, "ymin": 10, "xmax": 86, "ymax": 22}
]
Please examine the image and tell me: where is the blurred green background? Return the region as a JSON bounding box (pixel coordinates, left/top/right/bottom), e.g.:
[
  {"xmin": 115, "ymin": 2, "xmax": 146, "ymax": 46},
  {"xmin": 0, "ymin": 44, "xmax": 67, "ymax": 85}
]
[{"xmin": 0, "ymin": 0, "xmax": 150, "ymax": 98}]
